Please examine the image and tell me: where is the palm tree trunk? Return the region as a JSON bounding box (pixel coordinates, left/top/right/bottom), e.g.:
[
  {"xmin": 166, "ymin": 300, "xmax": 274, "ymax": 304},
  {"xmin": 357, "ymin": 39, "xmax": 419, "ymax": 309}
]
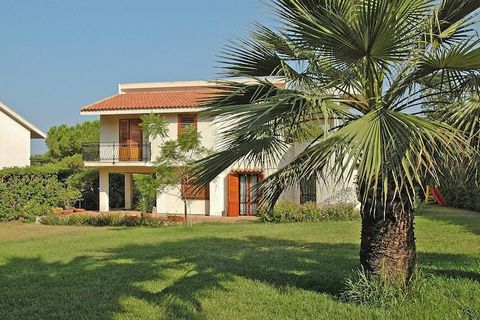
[{"xmin": 360, "ymin": 197, "xmax": 417, "ymax": 284}]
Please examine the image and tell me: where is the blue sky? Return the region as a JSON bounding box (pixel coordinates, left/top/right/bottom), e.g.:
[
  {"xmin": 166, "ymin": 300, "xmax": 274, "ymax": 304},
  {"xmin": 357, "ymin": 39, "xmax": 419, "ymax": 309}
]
[{"xmin": 0, "ymin": 0, "xmax": 272, "ymax": 154}]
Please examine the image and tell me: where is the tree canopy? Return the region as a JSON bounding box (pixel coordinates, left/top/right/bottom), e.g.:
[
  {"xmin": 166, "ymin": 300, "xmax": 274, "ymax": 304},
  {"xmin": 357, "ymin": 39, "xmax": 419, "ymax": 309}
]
[{"xmin": 46, "ymin": 121, "xmax": 99, "ymax": 160}]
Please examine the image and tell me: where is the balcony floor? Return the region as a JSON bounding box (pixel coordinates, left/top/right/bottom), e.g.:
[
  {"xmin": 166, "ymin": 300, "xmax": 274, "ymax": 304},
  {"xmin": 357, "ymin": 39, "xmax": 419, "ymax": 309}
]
[{"xmin": 83, "ymin": 161, "xmax": 156, "ymax": 173}]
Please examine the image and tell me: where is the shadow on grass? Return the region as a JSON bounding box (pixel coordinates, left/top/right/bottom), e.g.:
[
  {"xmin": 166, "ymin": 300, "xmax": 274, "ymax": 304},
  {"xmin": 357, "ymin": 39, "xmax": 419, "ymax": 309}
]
[
  {"xmin": 419, "ymin": 251, "xmax": 480, "ymax": 282},
  {"xmin": 0, "ymin": 235, "xmax": 477, "ymax": 319},
  {"xmin": 0, "ymin": 236, "xmax": 357, "ymax": 319},
  {"xmin": 419, "ymin": 205, "xmax": 480, "ymax": 235}
]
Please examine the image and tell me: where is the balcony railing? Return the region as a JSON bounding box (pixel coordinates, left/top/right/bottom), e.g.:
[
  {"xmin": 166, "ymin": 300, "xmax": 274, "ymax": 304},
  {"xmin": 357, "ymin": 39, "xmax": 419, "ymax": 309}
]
[{"xmin": 82, "ymin": 142, "xmax": 152, "ymax": 164}]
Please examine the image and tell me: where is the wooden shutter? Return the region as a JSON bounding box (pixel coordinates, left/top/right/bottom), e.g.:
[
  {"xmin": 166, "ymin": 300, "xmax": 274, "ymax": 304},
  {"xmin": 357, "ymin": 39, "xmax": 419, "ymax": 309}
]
[
  {"xmin": 119, "ymin": 120, "xmax": 129, "ymax": 144},
  {"xmin": 178, "ymin": 114, "xmax": 198, "ymax": 136},
  {"xmin": 129, "ymin": 119, "xmax": 142, "ymax": 144},
  {"xmin": 227, "ymin": 174, "xmax": 240, "ymax": 217},
  {"xmin": 181, "ymin": 181, "xmax": 210, "ymax": 200}
]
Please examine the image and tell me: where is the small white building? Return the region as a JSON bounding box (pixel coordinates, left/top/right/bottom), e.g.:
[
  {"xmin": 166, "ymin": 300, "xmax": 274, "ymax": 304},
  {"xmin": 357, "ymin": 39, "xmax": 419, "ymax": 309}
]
[
  {"xmin": 81, "ymin": 80, "xmax": 356, "ymax": 216},
  {"xmin": 0, "ymin": 102, "xmax": 46, "ymax": 169}
]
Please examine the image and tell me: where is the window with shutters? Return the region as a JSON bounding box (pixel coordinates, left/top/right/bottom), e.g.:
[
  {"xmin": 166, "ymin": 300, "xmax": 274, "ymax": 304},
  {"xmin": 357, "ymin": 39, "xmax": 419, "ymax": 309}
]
[
  {"xmin": 181, "ymin": 180, "xmax": 210, "ymax": 200},
  {"xmin": 178, "ymin": 114, "xmax": 197, "ymax": 136}
]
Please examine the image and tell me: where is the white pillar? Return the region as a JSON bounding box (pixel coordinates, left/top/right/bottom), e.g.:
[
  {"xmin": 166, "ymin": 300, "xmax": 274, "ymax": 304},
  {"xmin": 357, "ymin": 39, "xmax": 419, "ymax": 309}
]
[
  {"xmin": 209, "ymin": 174, "xmax": 226, "ymax": 216},
  {"xmin": 99, "ymin": 170, "xmax": 110, "ymax": 212},
  {"xmin": 124, "ymin": 173, "xmax": 133, "ymax": 210}
]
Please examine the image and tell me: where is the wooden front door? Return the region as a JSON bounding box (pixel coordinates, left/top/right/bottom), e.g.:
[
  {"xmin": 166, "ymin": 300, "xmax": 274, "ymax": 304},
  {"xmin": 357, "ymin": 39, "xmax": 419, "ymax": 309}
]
[
  {"xmin": 227, "ymin": 174, "xmax": 240, "ymax": 217},
  {"xmin": 119, "ymin": 119, "xmax": 143, "ymax": 161},
  {"xmin": 227, "ymin": 173, "xmax": 261, "ymax": 217}
]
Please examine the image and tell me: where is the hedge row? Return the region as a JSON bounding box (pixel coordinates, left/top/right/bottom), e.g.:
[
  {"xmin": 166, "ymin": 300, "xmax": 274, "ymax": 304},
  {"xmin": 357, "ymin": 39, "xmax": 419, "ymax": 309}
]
[
  {"xmin": 40, "ymin": 214, "xmax": 174, "ymax": 227},
  {"xmin": 257, "ymin": 201, "xmax": 360, "ymax": 223}
]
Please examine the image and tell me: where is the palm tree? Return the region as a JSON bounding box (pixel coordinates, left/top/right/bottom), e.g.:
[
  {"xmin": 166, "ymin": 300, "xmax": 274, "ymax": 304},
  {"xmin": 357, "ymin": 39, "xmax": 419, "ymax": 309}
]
[{"xmin": 196, "ymin": 0, "xmax": 480, "ymax": 283}]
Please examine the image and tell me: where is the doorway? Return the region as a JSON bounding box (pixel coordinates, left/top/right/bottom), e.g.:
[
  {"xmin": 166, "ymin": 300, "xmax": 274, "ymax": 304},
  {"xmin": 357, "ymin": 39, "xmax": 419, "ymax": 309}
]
[
  {"xmin": 239, "ymin": 174, "xmax": 259, "ymax": 216},
  {"xmin": 119, "ymin": 119, "xmax": 143, "ymax": 161},
  {"xmin": 228, "ymin": 172, "xmax": 262, "ymax": 216}
]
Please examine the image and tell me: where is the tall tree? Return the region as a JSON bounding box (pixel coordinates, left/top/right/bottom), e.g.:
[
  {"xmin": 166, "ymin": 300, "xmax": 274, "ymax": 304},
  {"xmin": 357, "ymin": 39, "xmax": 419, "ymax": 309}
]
[
  {"xmin": 46, "ymin": 121, "xmax": 100, "ymax": 160},
  {"xmin": 196, "ymin": 0, "xmax": 480, "ymax": 283}
]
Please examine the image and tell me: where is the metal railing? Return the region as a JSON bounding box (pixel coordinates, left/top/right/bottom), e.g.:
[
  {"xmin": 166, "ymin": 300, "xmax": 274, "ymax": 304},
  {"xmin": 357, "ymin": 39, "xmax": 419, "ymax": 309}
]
[{"xmin": 82, "ymin": 142, "xmax": 152, "ymax": 163}]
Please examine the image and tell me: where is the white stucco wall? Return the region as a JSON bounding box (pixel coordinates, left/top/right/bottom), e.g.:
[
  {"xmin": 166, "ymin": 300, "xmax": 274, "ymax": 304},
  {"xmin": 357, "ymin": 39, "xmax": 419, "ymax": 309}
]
[
  {"xmin": 100, "ymin": 113, "xmax": 216, "ymax": 161},
  {"xmin": 275, "ymin": 142, "xmax": 358, "ymax": 205},
  {"xmin": 0, "ymin": 110, "xmax": 31, "ymax": 168},
  {"xmin": 156, "ymin": 186, "xmax": 210, "ymax": 215}
]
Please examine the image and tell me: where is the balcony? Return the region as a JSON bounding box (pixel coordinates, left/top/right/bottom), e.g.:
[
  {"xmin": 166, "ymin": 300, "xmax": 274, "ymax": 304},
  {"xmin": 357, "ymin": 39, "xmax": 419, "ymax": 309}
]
[{"xmin": 82, "ymin": 142, "xmax": 152, "ymax": 164}]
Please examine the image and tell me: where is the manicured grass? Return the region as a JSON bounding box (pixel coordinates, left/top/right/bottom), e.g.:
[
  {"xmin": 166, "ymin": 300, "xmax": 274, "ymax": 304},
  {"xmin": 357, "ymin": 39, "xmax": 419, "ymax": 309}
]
[{"xmin": 0, "ymin": 206, "xmax": 478, "ymax": 319}]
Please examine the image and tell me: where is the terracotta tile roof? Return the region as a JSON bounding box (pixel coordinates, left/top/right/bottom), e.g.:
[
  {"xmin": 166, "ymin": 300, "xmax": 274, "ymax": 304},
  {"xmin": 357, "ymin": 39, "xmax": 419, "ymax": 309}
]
[{"xmin": 81, "ymin": 89, "xmax": 217, "ymax": 112}]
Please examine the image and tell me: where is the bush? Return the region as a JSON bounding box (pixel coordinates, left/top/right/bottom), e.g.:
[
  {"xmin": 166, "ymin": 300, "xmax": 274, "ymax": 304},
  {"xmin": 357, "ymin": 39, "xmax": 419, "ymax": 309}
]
[
  {"xmin": 257, "ymin": 201, "xmax": 359, "ymax": 223},
  {"xmin": 39, "ymin": 214, "xmax": 170, "ymax": 227},
  {"xmin": 439, "ymin": 167, "xmax": 480, "ymax": 212},
  {"xmin": 0, "ymin": 155, "xmax": 130, "ymax": 221},
  {"xmin": 134, "ymin": 174, "xmax": 158, "ymax": 213},
  {"xmin": 0, "ymin": 172, "xmax": 71, "ymax": 221}
]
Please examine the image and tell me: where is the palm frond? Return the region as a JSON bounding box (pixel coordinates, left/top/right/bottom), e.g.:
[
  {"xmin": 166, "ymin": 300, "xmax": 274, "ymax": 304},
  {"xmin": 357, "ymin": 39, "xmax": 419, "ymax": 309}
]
[
  {"xmin": 258, "ymin": 109, "xmax": 465, "ymax": 210},
  {"xmin": 437, "ymin": 98, "xmax": 480, "ymax": 144},
  {"xmin": 427, "ymin": 0, "xmax": 480, "ymax": 46}
]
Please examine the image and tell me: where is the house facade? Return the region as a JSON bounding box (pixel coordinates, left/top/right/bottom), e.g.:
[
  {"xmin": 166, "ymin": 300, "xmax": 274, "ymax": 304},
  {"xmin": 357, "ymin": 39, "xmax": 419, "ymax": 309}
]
[
  {"xmin": 81, "ymin": 80, "xmax": 356, "ymax": 216},
  {"xmin": 0, "ymin": 102, "xmax": 46, "ymax": 169}
]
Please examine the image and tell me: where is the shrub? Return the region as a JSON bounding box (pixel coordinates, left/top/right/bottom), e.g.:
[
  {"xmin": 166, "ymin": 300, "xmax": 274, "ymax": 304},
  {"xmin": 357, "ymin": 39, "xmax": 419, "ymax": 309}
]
[
  {"xmin": 39, "ymin": 214, "xmax": 170, "ymax": 227},
  {"xmin": 0, "ymin": 156, "xmax": 129, "ymax": 221},
  {"xmin": 257, "ymin": 201, "xmax": 359, "ymax": 223},
  {"xmin": 134, "ymin": 174, "xmax": 158, "ymax": 213},
  {"xmin": 439, "ymin": 167, "xmax": 480, "ymax": 212},
  {"xmin": 0, "ymin": 172, "xmax": 68, "ymax": 221}
]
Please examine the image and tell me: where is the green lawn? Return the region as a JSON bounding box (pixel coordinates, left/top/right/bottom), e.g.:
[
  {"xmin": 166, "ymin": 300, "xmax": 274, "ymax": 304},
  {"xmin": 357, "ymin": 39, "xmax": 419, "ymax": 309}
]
[{"xmin": 0, "ymin": 206, "xmax": 478, "ymax": 320}]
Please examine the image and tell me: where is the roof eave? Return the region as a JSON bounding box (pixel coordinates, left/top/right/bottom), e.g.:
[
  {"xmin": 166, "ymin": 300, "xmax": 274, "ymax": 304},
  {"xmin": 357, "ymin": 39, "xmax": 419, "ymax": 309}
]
[
  {"xmin": 80, "ymin": 107, "xmax": 207, "ymax": 116},
  {"xmin": 0, "ymin": 102, "xmax": 46, "ymax": 139}
]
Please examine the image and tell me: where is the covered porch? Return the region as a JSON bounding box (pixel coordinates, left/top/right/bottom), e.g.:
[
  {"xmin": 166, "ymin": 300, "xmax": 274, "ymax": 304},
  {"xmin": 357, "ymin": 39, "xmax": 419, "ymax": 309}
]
[{"xmin": 97, "ymin": 166, "xmax": 156, "ymax": 212}]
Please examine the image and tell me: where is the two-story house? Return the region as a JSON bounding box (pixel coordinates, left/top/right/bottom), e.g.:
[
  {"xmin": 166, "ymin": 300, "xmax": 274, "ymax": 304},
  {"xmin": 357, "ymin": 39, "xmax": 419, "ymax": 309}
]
[{"xmin": 81, "ymin": 80, "xmax": 356, "ymax": 216}]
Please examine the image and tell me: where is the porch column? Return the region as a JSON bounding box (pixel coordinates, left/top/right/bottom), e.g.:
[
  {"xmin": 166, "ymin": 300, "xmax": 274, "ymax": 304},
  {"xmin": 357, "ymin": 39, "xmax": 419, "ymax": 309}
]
[
  {"xmin": 209, "ymin": 173, "xmax": 226, "ymax": 216},
  {"xmin": 99, "ymin": 170, "xmax": 110, "ymax": 212},
  {"xmin": 124, "ymin": 173, "xmax": 134, "ymax": 210}
]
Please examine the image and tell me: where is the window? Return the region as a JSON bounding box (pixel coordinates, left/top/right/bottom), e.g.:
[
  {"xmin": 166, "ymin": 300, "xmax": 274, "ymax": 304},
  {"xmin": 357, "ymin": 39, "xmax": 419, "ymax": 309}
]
[
  {"xmin": 300, "ymin": 175, "xmax": 317, "ymax": 204},
  {"xmin": 178, "ymin": 114, "xmax": 197, "ymax": 136},
  {"xmin": 181, "ymin": 180, "xmax": 209, "ymax": 200}
]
